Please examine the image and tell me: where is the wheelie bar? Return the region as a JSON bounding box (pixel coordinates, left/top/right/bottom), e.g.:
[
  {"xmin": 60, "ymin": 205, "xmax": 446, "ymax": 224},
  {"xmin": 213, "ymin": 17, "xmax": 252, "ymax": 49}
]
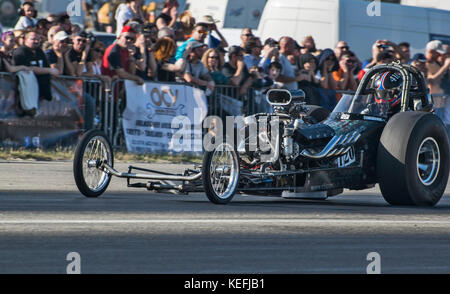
[{"xmin": 101, "ymin": 162, "xmax": 203, "ymax": 182}]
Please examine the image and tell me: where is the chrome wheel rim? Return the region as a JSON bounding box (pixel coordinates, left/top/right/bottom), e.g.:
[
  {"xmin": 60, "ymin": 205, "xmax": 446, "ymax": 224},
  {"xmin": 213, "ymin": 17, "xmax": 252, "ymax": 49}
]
[
  {"xmin": 82, "ymin": 136, "xmax": 112, "ymax": 192},
  {"xmin": 209, "ymin": 143, "xmax": 239, "ymax": 199},
  {"xmin": 417, "ymin": 137, "xmax": 440, "ymax": 186}
]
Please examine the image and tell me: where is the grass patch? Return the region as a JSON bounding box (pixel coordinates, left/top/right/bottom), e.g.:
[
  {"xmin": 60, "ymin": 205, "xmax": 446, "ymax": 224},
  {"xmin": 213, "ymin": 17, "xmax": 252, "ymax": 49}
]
[{"xmin": 0, "ymin": 147, "xmax": 202, "ymax": 164}]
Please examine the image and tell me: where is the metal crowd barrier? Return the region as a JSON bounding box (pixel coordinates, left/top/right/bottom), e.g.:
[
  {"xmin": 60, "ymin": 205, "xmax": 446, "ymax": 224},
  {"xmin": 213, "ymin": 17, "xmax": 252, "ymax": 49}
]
[{"xmin": 56, "ymin": 75, "xmax": 111, "ymax": 137}]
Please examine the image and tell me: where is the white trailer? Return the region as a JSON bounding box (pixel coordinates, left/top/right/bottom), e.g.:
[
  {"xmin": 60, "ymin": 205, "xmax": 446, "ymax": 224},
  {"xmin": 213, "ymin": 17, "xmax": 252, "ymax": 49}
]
[{"xmin": 184, "ymin": 0, "xmax": 450, "ymax": 60}]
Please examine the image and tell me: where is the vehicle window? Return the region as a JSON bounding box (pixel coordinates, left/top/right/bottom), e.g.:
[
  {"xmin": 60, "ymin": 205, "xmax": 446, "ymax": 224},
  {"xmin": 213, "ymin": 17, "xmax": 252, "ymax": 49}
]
[{"xmin": 223, "ymin": 0, "xmax": 267, "ymax": 29}]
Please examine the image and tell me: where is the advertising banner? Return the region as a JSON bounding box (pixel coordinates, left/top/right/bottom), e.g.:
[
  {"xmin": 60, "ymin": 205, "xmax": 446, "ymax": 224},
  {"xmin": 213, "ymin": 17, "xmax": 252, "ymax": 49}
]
[
  {"xmin": 122, "ymin": 81, "xmax": 208, "ymax": 154},
  {"xmin": 0, "ymin": 75, "xmax": 84, "ymax": 148}
]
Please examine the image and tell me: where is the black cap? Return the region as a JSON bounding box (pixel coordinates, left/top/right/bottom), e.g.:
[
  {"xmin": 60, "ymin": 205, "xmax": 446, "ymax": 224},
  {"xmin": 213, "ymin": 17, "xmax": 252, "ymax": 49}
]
[{"xmin": 228, "ymin": 45, "xmax": 243, "ymax": 56}]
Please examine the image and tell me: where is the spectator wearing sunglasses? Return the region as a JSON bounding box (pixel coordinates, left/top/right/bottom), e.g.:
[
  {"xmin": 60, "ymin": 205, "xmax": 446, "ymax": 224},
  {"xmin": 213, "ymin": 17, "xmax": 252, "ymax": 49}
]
[
  {"xmin": 240, "ymin": 28, "xmax": 253, "ymax": 49},
  {"xmin": 334, "ymin": 41, "xmax": 350, "ymax": 61},
  {"xmin": 175, "ymin": 23, "xmax": 208, "ymax": 60},
  {"xmin": 45, "ymin": 31, "xmax": 71, "ymax": 75},
  {"xmin": 101, "ymin": 26, "xmax": 144, "ymax": 85},
  {"xmin": 201, "ymin": 48, "xmax": 229, "ymax": 85},
  {"xmin": 65, "ymin": 31, "xmax": 91, "ymax": 77}
]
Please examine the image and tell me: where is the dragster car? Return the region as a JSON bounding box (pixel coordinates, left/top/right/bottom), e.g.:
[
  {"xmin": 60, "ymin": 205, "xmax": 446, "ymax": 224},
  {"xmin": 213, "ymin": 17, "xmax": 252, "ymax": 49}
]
[{"xmin": 73, "ymin": 63, "xmax": 449, "ymax": 206}]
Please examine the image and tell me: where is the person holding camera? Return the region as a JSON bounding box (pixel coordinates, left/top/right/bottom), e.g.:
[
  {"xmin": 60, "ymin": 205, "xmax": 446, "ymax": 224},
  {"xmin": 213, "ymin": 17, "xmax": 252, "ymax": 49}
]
[
  {"xmin": 131, "ymin": 30, "xmax": 157, "ymax": 81},
  {"xmin": 363, "ymin": 40, "xmax": 407, "ymax": 69},
  {"xmin": 333, "ymin": 51, "xmax": 359, "ymax": 92},
  {"xmin": 15, "ymin": 2, "xmax": 37, "ymax": 30}
]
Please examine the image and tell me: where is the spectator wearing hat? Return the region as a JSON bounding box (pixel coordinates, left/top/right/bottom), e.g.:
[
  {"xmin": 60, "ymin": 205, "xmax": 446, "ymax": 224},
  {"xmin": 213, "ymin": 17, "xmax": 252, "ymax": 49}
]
[
  {"xmin": 65, "ymin": 31, "xmax": 91, "ymax": 77},
  {"xmin": 316, "ymin": 49, "xmax": 338, "ymax": 90},
  {"xmin": 196, "ymin": 15, "xmax": 229, "ymax": 50},
  {"xmin": 398, "ymin": 42, "xmax": 411, "ymax": 64},
  {"xmin": 410, "ymin": 53, "xmax": 427, "ymax": 77},
  {"xmin": 45, "ymin": 31, "xmax": 71, "ymax": 75},
  {"xmin": 175, "ymin": 23, "xmax": 209, "ymax": 60},
  {"xmin": 158, "ymin": 27, "xmax": 175, "ymax": 40},
  {"xmin": 182, "ymin": 41, "xmax": 215, "ymax": 93},
  {"xmin": 46, "ymin": 26, "xmax": 62, "ymax": 45},
  {"xmin": 14, "ymin": 2, "xmax": 37, "ymax": 30},
  {"xmin": 426, "ymin": 40, "xmax": 450, "ymax": 96},
  {"xmin": 101, "ymin": 26, "xmax": 144, "ymax": 85}
]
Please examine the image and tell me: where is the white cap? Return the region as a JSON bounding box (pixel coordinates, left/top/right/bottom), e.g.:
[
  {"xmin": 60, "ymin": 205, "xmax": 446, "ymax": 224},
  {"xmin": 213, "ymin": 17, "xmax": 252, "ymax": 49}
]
[
  {"xmin": 426, "ymin": 40, "xmax": 446, "ymax": 54},
  {"xmin": 196, "ymin": 15, "xmax": 220, "ymax": 25},
  {"xmin": 54, "ymin": 31, "xmax": 69, "ymax": 42}
]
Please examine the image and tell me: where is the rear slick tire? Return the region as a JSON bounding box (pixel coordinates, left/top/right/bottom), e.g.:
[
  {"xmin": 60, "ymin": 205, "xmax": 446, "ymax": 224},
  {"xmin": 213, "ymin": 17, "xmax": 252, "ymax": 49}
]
[{"xmin": 377, "ymin": 112, "xmax": 449, "ymax": 206}]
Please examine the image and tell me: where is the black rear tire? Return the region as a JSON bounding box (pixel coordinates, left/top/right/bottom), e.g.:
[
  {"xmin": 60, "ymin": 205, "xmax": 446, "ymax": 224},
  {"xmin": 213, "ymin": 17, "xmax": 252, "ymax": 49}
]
[
  {"xmin": 377, "ymin": 112, "xmax": 449, "ymax": 206},
  {"xmin": 73, "ymin": 130, "xmax": 114, "ymax": 198}
]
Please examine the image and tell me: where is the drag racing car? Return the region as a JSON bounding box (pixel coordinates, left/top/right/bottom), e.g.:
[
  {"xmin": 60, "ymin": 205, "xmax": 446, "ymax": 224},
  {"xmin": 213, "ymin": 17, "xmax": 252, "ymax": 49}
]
[{"xmin": 73, "ymin": 62, "xmax": 449, "ymax": 206}]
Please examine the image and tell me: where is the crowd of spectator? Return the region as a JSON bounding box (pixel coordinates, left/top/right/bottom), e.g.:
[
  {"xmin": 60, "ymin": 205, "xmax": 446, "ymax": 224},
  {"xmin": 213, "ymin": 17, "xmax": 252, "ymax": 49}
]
[{"xmin": 0, "ymin": 0, "xmax": 449, "ymax": 128}]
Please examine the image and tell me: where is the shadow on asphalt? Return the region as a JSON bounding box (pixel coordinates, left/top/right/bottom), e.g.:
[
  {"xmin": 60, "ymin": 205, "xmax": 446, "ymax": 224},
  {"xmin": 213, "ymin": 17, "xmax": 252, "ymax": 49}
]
[{"xmin": 1, "ymin": 190, "xmax": 449, "ymax": 214}]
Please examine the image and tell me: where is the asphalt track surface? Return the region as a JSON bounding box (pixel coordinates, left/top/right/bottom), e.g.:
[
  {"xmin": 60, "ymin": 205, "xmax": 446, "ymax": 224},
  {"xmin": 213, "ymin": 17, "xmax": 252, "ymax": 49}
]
[{"xmin": 0, "ymin": 161, "xmax": 450, "ymax": 274}]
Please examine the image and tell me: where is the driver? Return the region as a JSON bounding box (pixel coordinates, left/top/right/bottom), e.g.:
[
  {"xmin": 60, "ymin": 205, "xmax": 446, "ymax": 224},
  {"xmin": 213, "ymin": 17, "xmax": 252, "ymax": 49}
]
[
  {"xmin": 362, "ymin": 71, "xmax": 403, "ymax": 116},
  {"xmin": 374, "ymin": 71, "xmax": 403, "ymax": 109}
]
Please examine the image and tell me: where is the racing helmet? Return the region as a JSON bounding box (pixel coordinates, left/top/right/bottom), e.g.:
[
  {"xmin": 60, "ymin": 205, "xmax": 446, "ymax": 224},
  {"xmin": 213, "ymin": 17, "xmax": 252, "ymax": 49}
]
[{"xmin": 373, "ymin": 71, "xmax": 403, "ymax": 108}]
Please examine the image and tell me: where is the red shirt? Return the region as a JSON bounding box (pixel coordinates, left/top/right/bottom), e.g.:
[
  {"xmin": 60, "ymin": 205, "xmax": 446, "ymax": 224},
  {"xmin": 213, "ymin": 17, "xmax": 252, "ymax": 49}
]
[{"xmin": 101, "ymin": 42, "xmax": 130, "ymax": 77}]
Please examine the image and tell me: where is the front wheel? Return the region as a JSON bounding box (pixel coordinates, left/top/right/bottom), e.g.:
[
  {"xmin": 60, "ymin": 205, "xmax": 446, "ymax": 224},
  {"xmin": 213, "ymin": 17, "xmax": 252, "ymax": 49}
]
[
  {"xmin": 202, "ymin": 142, "xmax": 240, "ymax": 204},
  {"xmin": 73, "ymin": 130, "xmax": 114, "ymax": 198}
]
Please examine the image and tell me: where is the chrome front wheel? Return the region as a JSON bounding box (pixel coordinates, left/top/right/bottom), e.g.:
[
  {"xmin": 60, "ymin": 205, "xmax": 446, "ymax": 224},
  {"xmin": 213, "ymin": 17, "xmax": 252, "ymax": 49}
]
[
  {"xmin": 74, "ymin": 130, "xmax": 113, "ymax": 197},
  {"xmin": 202, "ymin": 142, "xmax": 240, "ymax": 204}
]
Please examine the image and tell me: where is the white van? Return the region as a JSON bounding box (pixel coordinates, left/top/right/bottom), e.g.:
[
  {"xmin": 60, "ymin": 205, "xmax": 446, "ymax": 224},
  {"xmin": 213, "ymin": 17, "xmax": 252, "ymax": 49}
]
[
  {"xmin": 258, "ymin": 0, "xmax": 450, "ymax": 59},
  {"xmin": 185, "ymin": 0, "xmax": 450, "ymax": 60}
]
